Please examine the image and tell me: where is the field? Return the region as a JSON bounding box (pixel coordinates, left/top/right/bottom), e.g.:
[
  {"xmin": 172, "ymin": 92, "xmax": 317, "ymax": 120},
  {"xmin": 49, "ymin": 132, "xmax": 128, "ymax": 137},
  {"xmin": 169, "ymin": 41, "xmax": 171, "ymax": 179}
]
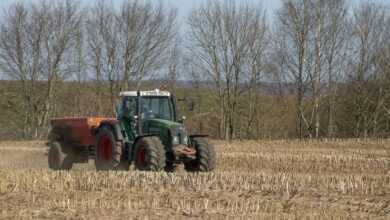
[{"xmin": 0, "ymin": 140, "xmax": 389, "ymax": 219}]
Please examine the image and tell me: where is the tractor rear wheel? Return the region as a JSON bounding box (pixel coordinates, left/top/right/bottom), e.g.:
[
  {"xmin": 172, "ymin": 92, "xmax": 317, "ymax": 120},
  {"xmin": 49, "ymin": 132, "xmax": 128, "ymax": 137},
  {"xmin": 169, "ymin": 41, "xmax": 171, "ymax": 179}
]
[
  {"xmin": 48, "ymin": 141, "xmax": 73, "ymax": 170},
  {"xmin": 95, "ymin": 127, "xmax": 124, "ymax": 171},
  {"xmin": 133, "ymin": 136, "xmax": 166, "ymax": 171},
  {"xmin": 184, "ymin": 138, "xmax": 216, "ymax": 172}
]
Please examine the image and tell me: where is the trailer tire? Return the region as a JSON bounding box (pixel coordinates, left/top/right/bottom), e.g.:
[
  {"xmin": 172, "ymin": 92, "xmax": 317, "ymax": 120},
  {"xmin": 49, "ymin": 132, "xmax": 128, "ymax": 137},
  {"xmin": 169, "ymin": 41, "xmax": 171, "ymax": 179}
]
[
  {"xmin": 48, "ymin": 141, "xmax": 73, "ymax": 170},
  {"xmin": 184, "ymin": 138, "xmax": 216, "ymax": 172},
  {"xmin": 133, "ymin": 136, "xmax": 166, "ymax": 171},
  {"xmin": 95, "ymin": 126, "xmax": 123, "ymax": 171}
]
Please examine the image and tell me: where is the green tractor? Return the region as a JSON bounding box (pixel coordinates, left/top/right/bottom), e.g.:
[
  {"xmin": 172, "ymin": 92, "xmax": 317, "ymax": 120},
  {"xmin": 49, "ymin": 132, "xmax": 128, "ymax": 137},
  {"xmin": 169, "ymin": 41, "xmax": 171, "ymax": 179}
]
[{"xmin": 48, "ymin": 89, "xmax": 216, "ymax": 172}]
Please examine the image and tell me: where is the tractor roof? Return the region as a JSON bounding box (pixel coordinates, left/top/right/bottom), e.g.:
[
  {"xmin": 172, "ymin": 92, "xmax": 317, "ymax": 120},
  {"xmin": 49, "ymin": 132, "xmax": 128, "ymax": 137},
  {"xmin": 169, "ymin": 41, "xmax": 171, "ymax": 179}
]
[{"xmin": 119, "ymin": 89, "xmax": 171, "ymax": 97}]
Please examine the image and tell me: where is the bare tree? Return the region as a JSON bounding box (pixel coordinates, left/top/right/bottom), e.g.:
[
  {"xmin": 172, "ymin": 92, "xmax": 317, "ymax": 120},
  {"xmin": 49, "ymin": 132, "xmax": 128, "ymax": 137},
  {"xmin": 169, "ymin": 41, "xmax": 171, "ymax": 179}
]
[
  {"xmin": 0, "ymin": 0, "xmax": 82, "ymax": 138},
  {"xmin": 87, "ymin": 0, "xmax": 119, "ymax": 114},
  {"xmin": 349, "ymin": 1, "xmax": 389, "ymax": 138},
  {"xmin": 87, "ymin": 0, "xmax": 177, "ymax": 114},
  {"xmin": 274, "ymin": 0, "xmax": 349, "ymax": 139},
  {"xmin": 244, "ymin": 11, "xmax": 268, "ymax": 139},
  {"xmin": 117, "ymin": 0, "xmax": 177, "ymax": 90},
  {"xmin": 166, "ymin": 39, "xmax": 181, "ymax": 91},
  {"xmin": 308, "ymin": 0, "xmax": 348, "ymax": 139},
  {"xmin": 188, "ymin": 0, "xmax": 268, "ymax": 140},
  {"xmin": 276, "ymin": 0, "xmax": 312, "ymax": 138},
  {"xmin": 373, "ymin": 35, "xmax": 390, "ymax": 136},
  {"xmin": 322, "ymin": 0, "xmax": 348, "ymax": 138},
  {"xmin": 73, "ymin": 13, "xmax": 87, "ymax": 116},
  {"xmin": 310, "ymin": 0, "xmax": 325, "ymax": 139}
]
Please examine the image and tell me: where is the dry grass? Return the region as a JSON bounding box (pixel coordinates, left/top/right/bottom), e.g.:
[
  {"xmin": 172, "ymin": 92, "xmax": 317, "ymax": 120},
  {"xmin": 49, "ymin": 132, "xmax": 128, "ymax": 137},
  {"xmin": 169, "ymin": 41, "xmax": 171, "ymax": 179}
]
[{"xmin": 0, "ymin": 140, "xmax": 389, "ymax": 219}]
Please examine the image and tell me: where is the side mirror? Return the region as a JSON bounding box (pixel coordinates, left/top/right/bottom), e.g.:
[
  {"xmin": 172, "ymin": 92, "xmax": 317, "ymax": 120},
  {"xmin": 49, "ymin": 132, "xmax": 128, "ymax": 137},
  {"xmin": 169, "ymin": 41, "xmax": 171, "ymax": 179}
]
[
  {"xmin": 188, "ymin": 100, "xmax": 195, "ymax": 112},
  {"xmin": 179, "ymin": 116, "xmax": 186, "ymax": 124}
]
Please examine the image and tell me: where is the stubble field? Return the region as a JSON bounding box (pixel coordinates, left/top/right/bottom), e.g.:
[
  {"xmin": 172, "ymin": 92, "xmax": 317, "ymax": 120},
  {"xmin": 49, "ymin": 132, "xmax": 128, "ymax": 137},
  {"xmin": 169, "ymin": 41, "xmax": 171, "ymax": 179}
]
[{"xmin": 0, "ymin": 140, "xmax": 389, "ymax": 219}]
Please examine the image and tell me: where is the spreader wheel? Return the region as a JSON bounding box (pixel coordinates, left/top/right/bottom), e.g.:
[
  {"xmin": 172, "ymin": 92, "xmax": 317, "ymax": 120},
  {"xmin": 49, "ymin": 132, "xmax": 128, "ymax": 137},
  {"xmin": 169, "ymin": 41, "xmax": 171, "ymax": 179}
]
[
  {"xmin": 95, "ymin": 126, "xmax": 124, "ymax": 171},
  {"xmin": 48, "ymin": 141, "xmax": 73, "ymax": 170},
  {"xmin": 133, "ymin": 136, "xmax": 166, "ymax": 171}
]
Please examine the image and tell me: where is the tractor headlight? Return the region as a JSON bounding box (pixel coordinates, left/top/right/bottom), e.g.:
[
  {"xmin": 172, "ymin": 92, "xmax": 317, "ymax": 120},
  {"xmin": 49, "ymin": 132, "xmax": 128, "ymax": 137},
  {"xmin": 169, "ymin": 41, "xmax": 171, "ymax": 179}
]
[{"xmin": 172, "ymin": 136, "xmax": 179, "ymax": 145}]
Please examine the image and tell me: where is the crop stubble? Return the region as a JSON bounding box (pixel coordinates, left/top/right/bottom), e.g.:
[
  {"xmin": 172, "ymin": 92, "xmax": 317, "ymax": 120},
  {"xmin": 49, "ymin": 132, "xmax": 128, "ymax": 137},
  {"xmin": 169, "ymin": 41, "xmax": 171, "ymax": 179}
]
[{"xmin": 0, "ymin": 140, "xmax": 389, "ymax": 219}]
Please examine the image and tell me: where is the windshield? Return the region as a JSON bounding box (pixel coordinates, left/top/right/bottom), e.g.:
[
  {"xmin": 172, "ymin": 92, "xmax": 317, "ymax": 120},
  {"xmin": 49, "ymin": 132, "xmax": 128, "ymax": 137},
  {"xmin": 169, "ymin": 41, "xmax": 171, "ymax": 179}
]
[{"xmin": 141, "ymin": 96, "xmax": 174, "ymax": 121}]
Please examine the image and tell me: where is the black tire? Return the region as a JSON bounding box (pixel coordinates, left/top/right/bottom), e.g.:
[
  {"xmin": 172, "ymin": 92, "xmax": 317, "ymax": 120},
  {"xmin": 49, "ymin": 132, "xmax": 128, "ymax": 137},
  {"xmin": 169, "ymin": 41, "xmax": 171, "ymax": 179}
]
[
  {"xmin": 95, "ymin": 126, "xmax": 123, "ymax": 171},
  {"xmin": 133, "ymin": 136, "xmax": 166, "ymax": 171},
  {"xmin": 165, "ymin": 163, "xmax": 177, "ymax": 172},
  {"xmin": 48, "ymin": 141, "xmax": 73, "ymax": 170},
  {"xmin": 184, "ymin": 138, "xmax": 216, "ymax": 172}
]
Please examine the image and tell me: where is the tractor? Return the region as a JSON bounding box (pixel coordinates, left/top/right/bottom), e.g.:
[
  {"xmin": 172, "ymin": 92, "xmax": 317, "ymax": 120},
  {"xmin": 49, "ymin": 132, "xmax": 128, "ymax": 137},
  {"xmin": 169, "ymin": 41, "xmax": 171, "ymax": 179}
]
[{"xmin": 47, "ymin": 89, "xmax": 215, "ymax": 172}]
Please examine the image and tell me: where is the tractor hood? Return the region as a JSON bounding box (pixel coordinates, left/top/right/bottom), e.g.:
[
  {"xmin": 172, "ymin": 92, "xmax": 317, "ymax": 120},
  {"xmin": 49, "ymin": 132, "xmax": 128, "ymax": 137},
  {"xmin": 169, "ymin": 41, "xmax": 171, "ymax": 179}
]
[
  {"xmin": 143, "ymin": 118, "xmax": 188, "ymax": 145},
  {"xmin": 144, "ymin": 118, "xmax": 182, "ymax": 129}
]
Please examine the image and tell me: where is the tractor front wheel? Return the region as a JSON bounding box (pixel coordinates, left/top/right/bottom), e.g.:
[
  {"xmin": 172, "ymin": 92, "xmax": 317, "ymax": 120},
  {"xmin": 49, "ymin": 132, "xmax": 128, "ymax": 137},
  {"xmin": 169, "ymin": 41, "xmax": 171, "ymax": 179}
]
[
  {"xmin": 48, "ymin": 141, "xmax": 73, "ymax": 170},
  {"xmin": 133, "ymin": 136, "xmax": 166, "ymax": 171},
  {"xmin": 95, "ymin": 127, "xmax": 124, "ymax": 171},
  {"xmin": 184, "ymin": 138, "xmax": 216, "ymax": 172}
]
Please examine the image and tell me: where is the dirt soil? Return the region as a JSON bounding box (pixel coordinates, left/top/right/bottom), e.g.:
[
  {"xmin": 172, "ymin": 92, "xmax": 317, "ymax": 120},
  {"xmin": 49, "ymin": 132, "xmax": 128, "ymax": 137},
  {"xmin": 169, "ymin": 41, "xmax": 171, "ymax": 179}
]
[{"xmin": 0, "ymin": 140, "xmax": 389, "ymax": 219}]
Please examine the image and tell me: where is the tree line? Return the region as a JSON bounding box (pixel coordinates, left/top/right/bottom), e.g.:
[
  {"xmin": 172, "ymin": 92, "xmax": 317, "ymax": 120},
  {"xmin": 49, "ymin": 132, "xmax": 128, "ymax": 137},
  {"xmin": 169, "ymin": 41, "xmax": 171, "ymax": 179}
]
[{"xmin": 0, "ymin": 0, "xmax": 390, "ymax": 140}]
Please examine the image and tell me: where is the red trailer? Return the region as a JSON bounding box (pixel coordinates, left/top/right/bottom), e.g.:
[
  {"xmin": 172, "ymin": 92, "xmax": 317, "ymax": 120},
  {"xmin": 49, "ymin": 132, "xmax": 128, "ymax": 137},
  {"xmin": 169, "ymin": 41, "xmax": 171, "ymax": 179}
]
[{"xmin": 48, "ymin": 117, "xmax": 117, "ymax": 170}]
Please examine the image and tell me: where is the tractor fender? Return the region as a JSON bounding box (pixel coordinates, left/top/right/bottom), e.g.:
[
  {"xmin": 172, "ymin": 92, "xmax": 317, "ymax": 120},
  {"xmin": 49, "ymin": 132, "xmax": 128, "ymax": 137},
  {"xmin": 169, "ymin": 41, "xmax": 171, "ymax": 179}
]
[
  {"xmin": 129, "ymin": 134, "xmax": 160, "ymax": 161},
  {"xmin": 97, "ymin": 121, "xmax": 124, "ymax": 142}
]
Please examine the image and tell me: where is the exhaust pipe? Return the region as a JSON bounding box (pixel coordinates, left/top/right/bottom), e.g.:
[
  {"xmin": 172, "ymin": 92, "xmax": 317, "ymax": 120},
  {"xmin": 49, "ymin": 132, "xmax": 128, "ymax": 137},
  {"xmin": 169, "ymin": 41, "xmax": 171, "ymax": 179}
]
[{"xmin": 136, "ymin": 91, "xmax": 143, "ymax": 135}]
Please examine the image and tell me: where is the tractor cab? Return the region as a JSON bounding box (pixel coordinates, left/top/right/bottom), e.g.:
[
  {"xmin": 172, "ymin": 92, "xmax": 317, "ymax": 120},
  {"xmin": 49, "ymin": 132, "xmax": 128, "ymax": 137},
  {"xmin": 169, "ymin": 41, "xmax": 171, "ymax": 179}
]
[
  {"xmin": 117, "ymin": 89, "xmax": 187, "ymax": 145},
  {"xmin": 118, "ymin": 89, "xmax": 176, "ymax": 122}
]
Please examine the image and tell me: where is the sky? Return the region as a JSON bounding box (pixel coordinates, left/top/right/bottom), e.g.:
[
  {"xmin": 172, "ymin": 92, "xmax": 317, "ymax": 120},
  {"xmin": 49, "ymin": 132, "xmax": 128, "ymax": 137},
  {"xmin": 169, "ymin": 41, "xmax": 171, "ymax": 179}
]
[
  {"xmin": 0, "ymin": 0, "xmax": 390, "ymax": 19},
  {"xmin": 0, "ymin": 0, "xmax": 317, "ymax": 18},
  {"xmin": 0, "ymin": 0, "xmax": 389, "ymax": 20}
]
